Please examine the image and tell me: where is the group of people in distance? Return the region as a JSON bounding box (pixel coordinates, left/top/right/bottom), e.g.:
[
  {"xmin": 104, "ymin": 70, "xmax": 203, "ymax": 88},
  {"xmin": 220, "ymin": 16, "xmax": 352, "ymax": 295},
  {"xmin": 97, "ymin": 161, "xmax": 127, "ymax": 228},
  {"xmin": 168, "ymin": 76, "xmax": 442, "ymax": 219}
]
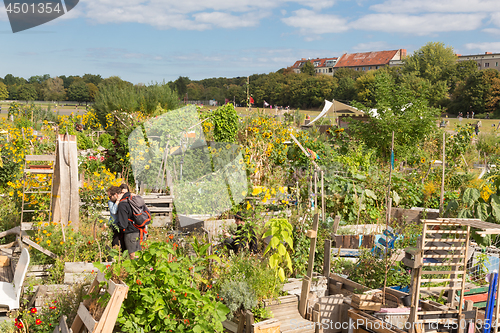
[
  {"xmin": 106, "ymin": 185, "xmax": 258, "ymax": 259},
  {"xmin": 106, "ymin": 184, "xmax": 142, "ymax": 259}
]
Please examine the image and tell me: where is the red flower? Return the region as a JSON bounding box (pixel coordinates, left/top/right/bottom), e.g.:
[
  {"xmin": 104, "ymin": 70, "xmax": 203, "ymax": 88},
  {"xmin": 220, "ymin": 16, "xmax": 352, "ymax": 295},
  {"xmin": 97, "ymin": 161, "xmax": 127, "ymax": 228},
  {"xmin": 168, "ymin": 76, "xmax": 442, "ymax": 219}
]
[
  {"xmin": 169, "ymin": 234, "xmax": 174, "ymax": 240},
  {"xmin": 136, "ymin": 279, "xmax": 142, "ymax": 285},
  {"xmin": 100, "ymin": 156, "xmax": 105, "ymax": 162},
  {"xmin": 184, "ymin": 292, "xmax": 187, "ymax": 297},
  {"xmin": 30, "ymin": 307, "xmax": 37, "ymax": 314},
  {"xmin": 50, "ymin": 306, "xmax": 57, "ymax": 310},
  {"xmin": 36, "ymin": 319, "xmax": 42, "ymax": 325},
  {"xmin": 15, "ymin": 321, "xmax": 23, "ymax": 329}
]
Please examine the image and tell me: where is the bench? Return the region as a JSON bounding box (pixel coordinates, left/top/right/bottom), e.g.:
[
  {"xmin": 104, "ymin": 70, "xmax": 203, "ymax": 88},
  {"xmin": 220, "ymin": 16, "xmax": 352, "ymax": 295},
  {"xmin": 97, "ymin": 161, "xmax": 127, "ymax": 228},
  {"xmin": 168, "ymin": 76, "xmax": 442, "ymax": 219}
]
[{"xmin": 0, "ymin": 248, "xmax": 30, "ymax": 310}]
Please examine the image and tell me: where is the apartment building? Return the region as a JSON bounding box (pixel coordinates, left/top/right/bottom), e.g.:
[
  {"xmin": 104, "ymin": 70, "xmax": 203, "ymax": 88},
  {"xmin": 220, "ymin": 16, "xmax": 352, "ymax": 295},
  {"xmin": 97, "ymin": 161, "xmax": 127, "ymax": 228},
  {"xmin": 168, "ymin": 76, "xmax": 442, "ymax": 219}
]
[
  {"xmin": 291, "ymin": 57, "xmax": 338, "ymax": 76},
  {"xmin": 457, "ymin": 52, "xmax": 500, "ymax": 71}
]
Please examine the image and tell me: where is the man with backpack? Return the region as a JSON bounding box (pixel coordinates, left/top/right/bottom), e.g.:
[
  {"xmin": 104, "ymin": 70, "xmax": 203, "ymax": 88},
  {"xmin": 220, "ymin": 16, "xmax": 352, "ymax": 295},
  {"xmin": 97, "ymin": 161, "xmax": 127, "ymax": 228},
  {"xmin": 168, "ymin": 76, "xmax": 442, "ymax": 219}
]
[{"xmin": 116, "ymin": 190, "xmax": 151, "ymax": 259}]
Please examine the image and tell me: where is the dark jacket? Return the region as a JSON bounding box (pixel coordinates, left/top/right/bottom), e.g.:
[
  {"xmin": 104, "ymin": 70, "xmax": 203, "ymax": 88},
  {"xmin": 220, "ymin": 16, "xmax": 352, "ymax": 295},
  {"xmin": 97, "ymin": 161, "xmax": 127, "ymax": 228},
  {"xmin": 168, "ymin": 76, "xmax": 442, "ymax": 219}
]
[
  {"xmin": 225, "ymin": 224, "xmax": 258, "ymax": 254},
  {"xmin": 117, "ymin": 193, "xmax": 139, "ymax": 234}
]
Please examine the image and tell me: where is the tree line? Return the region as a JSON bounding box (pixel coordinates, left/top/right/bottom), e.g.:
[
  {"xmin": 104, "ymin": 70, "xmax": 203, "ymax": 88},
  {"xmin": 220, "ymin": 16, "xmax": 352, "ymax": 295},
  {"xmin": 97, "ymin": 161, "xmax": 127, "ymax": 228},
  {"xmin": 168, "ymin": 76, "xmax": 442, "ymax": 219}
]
[{"xmin": 1, "ymin": 42, "xmax": 499, "ymax": 116}]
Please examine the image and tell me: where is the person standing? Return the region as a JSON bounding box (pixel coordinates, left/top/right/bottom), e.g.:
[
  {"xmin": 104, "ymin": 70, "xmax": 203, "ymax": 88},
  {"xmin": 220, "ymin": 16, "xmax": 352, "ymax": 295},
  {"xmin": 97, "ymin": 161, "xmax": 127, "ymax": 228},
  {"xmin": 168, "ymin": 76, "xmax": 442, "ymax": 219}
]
[
  {"xmin": 224, "ymin": 212, "xmax": 258, "ymax": 254},
  {"xmin": 116, "ymin": 190, "xmax": 142, "ymax": 259},
  {"xmin": 107, "ymin": 186, "xmax": 125, "ymax": 252}
]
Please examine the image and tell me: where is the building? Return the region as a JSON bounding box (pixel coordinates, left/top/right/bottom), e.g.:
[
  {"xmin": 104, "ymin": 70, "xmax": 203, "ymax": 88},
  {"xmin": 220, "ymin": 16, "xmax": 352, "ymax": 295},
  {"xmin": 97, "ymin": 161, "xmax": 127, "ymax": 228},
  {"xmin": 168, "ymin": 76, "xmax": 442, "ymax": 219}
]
[
  {"xmin": 457, "ymin": 52, "xmax": 500, "ymax": 72},
  {"xmin": 333, "ymin": 49, "xmax": 407, "ymax": 73},
  {"xmin": 291, "ymin": 57, "xmax": 338, "ymax": 76}
]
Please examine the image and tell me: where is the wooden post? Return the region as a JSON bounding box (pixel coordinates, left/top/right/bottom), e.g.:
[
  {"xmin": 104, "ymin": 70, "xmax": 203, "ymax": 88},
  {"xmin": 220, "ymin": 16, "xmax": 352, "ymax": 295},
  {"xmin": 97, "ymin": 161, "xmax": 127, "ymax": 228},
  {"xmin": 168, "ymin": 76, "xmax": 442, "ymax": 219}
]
[
  {"xmin": 439, "ymin": 132, "xmax": 446, "ymax": 215},
  {"xmin": 299, "ymin": 214, "xmax": 320, "ymax": 317},
  {"xmin": 323, "ymin": 239, "xmax": 331, "ymax": 277},
  {"xmin": 321, "ymin": 170, "xmax": 325, "ymax": 224},
  {"xmin": 314, "ymin": 170, "xmax": 318, "ymax": 210},
  {"xmin": 386, "ymin": 131, "xmax": 394, "ymax": 225},
  {"xmin": 52, "ymin": 134, "xmax": 79, "ymax": 231}
]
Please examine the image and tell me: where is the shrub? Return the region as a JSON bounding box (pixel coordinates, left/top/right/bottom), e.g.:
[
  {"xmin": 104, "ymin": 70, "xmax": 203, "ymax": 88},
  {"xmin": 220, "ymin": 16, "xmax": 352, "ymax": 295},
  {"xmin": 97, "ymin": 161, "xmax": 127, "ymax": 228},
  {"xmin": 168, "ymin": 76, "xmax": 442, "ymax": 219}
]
[{"xmin": 97, "ymin": 241, "xmax": 229, "ymax": 332}]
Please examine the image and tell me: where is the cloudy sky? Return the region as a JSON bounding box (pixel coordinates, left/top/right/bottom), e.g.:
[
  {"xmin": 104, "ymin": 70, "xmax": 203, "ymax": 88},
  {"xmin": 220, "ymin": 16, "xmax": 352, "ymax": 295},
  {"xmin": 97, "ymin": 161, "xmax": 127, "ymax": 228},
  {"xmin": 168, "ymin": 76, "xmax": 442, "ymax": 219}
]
[{"xmin": 1, "ymin": 0, "xmax": 500, "ymax": 84}]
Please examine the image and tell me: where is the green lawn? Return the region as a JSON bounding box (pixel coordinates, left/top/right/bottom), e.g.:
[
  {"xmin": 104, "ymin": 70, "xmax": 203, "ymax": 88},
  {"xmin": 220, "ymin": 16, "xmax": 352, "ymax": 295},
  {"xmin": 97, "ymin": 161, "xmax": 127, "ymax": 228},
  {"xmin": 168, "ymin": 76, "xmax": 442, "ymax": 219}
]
[{"xmin": 442, "ymin": 117, "xmax": 500, "ymax": 135}]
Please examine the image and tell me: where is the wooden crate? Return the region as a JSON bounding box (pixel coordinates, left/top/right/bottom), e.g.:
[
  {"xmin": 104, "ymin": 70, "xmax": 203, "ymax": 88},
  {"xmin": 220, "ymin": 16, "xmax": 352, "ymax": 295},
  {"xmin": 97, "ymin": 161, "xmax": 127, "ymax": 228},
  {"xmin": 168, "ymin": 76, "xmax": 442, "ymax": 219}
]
[{"xmin": 253, "ymin": 318, "xmax": 280, "ymax": 333}]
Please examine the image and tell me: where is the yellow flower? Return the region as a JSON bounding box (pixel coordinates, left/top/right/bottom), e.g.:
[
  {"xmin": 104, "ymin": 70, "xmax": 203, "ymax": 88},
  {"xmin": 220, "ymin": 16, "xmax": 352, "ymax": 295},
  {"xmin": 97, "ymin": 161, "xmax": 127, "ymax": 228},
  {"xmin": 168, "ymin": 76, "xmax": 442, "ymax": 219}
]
[
  {"xmin": 145, "ymin": 165, "xmax": 150, "ymax": 170},
  {"xmin": 46, "ymin": 240, "xmax": 51, "ymax": 245},
  {"xmin": 421, "ymin": 157, "xmax": 426, "ymax": 164},
  {"xmin": 246, "ymin": 202, "xmax": 252, "ymax": 210},
  {"xmin": 43, "ymin": 230, "xmax": 47, "ymax": 234}
]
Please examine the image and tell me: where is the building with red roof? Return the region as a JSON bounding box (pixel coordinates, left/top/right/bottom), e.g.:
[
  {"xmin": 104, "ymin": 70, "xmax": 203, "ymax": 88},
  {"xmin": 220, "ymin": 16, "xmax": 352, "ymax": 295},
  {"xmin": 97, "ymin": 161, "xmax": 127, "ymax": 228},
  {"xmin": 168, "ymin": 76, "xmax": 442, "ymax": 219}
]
[{"xmin": 333, "ymin": 49, "xmax": 407, "ymax": 73}]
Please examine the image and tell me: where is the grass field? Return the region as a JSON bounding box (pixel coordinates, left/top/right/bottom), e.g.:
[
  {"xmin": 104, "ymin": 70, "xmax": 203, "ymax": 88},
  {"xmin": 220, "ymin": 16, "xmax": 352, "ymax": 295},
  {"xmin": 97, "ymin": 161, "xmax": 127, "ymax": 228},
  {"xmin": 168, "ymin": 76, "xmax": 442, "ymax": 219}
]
[{"xmin": 442, "ymin": 117, "xmax": 500, "ymax": 135}]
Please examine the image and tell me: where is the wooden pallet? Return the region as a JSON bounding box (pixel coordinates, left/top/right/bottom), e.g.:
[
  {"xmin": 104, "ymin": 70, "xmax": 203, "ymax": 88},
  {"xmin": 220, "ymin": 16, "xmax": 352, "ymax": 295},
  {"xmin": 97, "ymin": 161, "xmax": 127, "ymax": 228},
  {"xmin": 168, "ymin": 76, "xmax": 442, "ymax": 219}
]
[
  {"xmin": 407, "ymin": 219, "xmax": 471, "ymax": 333},
  {"xmin": 70, "ymin": 272, "xmax": 128, "ymax": 333}
]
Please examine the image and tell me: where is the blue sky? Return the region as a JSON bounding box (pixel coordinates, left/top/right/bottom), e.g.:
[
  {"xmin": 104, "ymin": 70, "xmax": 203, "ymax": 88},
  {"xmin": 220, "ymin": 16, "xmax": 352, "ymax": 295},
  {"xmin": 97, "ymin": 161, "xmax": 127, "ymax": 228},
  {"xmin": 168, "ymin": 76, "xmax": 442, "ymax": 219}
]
[{"xmin": 1, "ymin": 0, "xmax": 500, "ymax": 84}]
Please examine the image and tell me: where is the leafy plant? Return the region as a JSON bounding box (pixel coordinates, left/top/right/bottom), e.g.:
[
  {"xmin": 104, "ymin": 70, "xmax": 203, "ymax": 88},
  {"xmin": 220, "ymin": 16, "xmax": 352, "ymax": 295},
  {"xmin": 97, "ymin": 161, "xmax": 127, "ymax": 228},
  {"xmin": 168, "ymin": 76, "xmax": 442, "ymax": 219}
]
[
  {"xmin": 96, "ymin": 241, "xmax": 230, "ymax": 332},
  {"xmin": 263, "ymin": 218, "xmax": 294, "ymax": 282},
  {"xmin": 219, "ymin": 280, "xmax": 257, "ymax": 320}
]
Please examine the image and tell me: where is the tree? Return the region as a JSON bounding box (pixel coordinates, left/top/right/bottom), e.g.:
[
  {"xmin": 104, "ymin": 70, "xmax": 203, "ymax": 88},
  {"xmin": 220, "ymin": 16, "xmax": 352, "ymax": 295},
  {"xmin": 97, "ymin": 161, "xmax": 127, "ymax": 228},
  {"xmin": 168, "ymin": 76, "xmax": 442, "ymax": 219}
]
[
  {"xmin": 0, "ymin": 82, "xmax": 8, "ymax": 100},
  {"xmin": 173, "ymin": 76, "xmax": 190, "ymax": 99},
  {"xmin": 3, "ymin": 74, "xmax": 26, "ymax": 86},
  {"xmin": 18, "ymin": 84, "xmax": 38, "ymax": 101},
  {"xmin": 28, "ymin": 74, "xmax": 50, "ymax": 84},
  {"xmin": 348, "ymin": 71, "xmax": 439, "ymax": 159},
  {"xmin": 486, "ymin": 77, "xmax": 500, "ymax": 114},
  {"xmin": 87, "ymin": 83, "xmax": 98, "ymax": 102},
  {"xmin": 300, "ymin": 61, "xmax": 315, "ymax": 76},
  {"xmin": 43, "ymin": 77, "xmax": 66, "ymax": 101},
  {"xmin": 447, "ymin": 60, "xmax": 478, "ymax": 95},
  {"xmin": 83, "ymin": 74, "xmax": 103, "ymax": 86},
  {"xmin": 402, "ymin": 42, "xmax": 457, "ymax": 105},
  {"xmin": 67, "ymin": 80, "xmax": 90, "ymax": 103}
]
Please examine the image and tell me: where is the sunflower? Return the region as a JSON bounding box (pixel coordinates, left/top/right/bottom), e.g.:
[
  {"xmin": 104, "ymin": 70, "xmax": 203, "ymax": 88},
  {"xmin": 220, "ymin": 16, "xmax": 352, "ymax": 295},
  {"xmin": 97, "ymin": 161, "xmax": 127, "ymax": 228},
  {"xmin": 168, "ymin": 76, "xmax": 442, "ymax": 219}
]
[{"xmin": 421, "ymin": 157, "xmax": 426, "ymax": 164}]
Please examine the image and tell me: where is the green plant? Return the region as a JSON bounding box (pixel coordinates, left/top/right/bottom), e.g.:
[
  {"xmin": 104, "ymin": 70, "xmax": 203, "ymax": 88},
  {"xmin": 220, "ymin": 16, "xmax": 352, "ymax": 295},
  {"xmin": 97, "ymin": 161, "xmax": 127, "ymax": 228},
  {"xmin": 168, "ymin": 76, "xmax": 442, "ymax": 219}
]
[
  {"xmin": 251, "ymin": 306, "xmax": 273, "ymax": 323},
  {"xmin": 219, "ymin": 280, "xmax": 258, "ymax": 320},
  {"xmin": 263, "ymin": 218, "xmax": 294, "ymax": 282},
  {"xmin": 212, "ymin": 103, "xmax": 239, "ymax": 143},
  {"xmin": 96, "ymin": 241, "xmax": 229, "ymax": 332}
]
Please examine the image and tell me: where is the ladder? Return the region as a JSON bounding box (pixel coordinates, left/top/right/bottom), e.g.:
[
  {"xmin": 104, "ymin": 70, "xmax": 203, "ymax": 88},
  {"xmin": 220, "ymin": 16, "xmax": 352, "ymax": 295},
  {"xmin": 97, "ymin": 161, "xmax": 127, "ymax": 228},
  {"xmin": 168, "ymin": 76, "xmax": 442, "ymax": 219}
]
[
  {"xmin": 19, "ymin": 155, "xmax": 58, "ymax": 258},
  {"xmin": 406, "ymin": 219, "xmax": 471, "ymax": 332}
]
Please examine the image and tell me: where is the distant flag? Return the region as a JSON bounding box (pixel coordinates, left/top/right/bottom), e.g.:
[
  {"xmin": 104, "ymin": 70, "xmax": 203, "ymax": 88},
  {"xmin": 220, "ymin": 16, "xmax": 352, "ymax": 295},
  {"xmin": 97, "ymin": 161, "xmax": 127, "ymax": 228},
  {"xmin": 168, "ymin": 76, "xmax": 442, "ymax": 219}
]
[
  {"xmin": 263, "ymin": 100, "xmax": 269, "ymax": 107},
  {"xmin": 307, "ymin": 148, "xmax": 320, "ymax": 160},
  {"xmin": 249, "ymin": 96, "xmax": 254, "ymax": 104}
]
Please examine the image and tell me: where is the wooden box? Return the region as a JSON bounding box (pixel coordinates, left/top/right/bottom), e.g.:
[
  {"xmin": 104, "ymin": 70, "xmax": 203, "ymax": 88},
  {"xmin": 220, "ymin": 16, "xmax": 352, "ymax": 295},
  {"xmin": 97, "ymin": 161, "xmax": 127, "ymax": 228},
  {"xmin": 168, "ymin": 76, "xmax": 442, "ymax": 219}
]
[
  {"xmin": 0, "ymin": 256, "xmax": 10, "ymax": 267},
  {"xmin": 253, "ymin": 318, "xmax": 280, "ymax": 333}
]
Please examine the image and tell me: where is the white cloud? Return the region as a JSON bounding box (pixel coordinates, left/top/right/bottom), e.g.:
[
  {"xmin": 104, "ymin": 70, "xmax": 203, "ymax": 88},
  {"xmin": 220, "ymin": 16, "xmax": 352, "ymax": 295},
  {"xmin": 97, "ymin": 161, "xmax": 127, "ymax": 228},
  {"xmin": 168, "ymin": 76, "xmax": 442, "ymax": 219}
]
[
  {"xmin": 281, "ymin": 9, "xmax": 349, "ymax": 35},
  {"xmin": 77, "ymin": 0, "xmax": 338, "ymax": 30},
  {"xmin": 483, "ymin": 28, "xmax": 500, "ymax": 34},
  {"xmin": 370, "ymin": 0, "xmax": 499, "ymax": 14},
  {"xmin": 351, "ymin": 13, "xmax": 485, "ymax": 35},
  {"xmin": 464, "ymin": 42, "xmax": 500, "ymax": 53},
  {"xmin": 352, "ymin": 41, "xmax": 391, "ymax": 52},
  {"xmin": 193, "ymin": 11, "xmax": 269, "ymax": 28}
]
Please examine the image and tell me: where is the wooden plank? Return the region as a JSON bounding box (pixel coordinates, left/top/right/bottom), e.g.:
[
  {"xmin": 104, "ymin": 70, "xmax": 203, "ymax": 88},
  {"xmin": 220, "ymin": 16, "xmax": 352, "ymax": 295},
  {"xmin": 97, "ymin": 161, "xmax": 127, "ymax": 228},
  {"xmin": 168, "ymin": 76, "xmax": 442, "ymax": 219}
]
[
  {"xmin": 26, "ymin": 155, "xmax": 56, "ymax": 161},
  {"xmin": 323, "ymin": 240, "xmax": 331, "ymax": 277},
  {"xmin": 22, "ymin": 236, "xmax": 57, "ymax": 258},
  {"xmin": 332, "ymin": 215, "xmax": 340, "ymax": 234},
  {"xmin": 423, "ymin": 254, "xmax": 465, "ymax": 259},
  {"xmin": 94, "ymin": 284, "xmax": 129, "ymax": 333},
  {"xmin": 417, "ymin": 310, "xmax": 459, "ymax": 315},
  {"xmin": 223, "ymin": 320, "xmax": 238, "ymax": 333},
  {"xmin": 426, "ymin": 229, "xmax": 468, "ymax": 234},
  {"xmin": 76, "ymin": 303, "xmax": 97, "ymax": 333},
  {"xmin": 423, "ymin": 238, "xmax": 467, "ymax": 242},
  {"xmin": 419, "ymin": 278, "xmax": 463, "ymax": 283},
  {"xmin": 419, "ymin": 286, "xmax": 464, "ymax": 291},
  {"xmin": 24, "ymin": 168, "xmax": 54, "ymax": 174},
  {"xmin": 237, "ymin": 312, "xmax": 245, "ymax": 333},
  {"xmin": 299, "ymin": 276, "xmax": 311, "ymax": 317},
  {"xmin": 420, "ymin": 270, "xmax": 462, "ymax": 275},
  {"xmin": 306, "ymin": 230, "xmax": 317, "ymax": 238},
  {"xmin": 422, "ymin": 246, "xmax": 466, "ymax": 250}
]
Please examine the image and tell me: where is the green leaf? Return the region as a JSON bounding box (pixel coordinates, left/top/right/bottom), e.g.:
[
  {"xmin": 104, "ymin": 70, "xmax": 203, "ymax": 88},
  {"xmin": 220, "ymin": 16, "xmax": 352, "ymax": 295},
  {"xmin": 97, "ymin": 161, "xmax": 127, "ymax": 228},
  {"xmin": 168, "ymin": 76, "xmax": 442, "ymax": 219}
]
[
  {"xmin": 477, "ymin": 202, "xmax": 489, "ymax": 221},
  {"xmin": 364, "ymin": 189, "xmax": 377, "ymax": 200},
  {"xmin": 278, "ymin": 267, "xmax": 285, "ymax": 282},
  {"xmin": 277, "ymin": 243, "xmax": 286, "ymax": 256},
  {"xmin": 206, "ymin": 254, "xmax": 221, "ymax": 263},
  {"xmin": 490, "ymin": 194, "xmax": 500, "ymax": 222},
  {"xmin": 463, "ymin": 188, "xmax": 480, "ymax": 207}
]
